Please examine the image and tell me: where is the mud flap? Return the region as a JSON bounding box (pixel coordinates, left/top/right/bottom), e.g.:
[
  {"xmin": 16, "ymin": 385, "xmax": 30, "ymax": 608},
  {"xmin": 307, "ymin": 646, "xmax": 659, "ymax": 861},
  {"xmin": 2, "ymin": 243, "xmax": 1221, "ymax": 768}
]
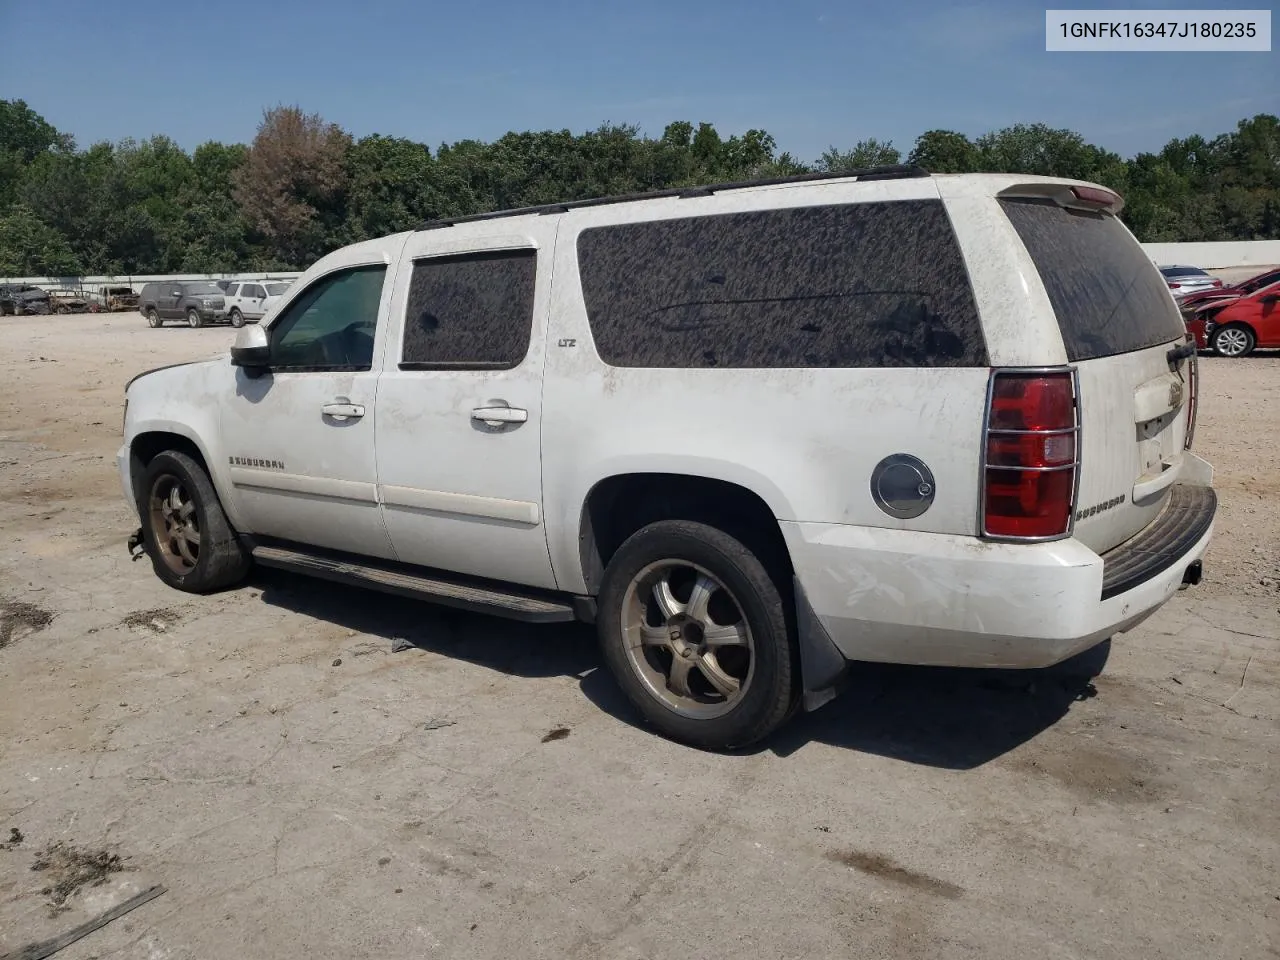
[
  {"xmin": 127, "ymin": 527, "xmax": 145, "ymax": 561},
  {"xmin": 794, "ymin": 576, "xmax": 849, "ymax": 712}
]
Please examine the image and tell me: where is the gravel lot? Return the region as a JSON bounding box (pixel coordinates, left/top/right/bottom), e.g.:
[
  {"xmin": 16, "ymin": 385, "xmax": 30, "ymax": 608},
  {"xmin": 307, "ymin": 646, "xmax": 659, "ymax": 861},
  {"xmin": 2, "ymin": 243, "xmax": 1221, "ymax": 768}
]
[{"xmin": 1, "ymin": 312, "xmax": 1277, "ymax": 960}]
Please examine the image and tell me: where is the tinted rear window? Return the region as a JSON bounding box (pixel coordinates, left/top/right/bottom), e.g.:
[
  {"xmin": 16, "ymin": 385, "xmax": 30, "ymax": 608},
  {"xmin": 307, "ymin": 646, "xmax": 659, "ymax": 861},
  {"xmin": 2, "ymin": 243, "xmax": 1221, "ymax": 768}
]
[
  {"xmin": 1000, "ymin": 199, "xmax": 1185, "ymax": 361},
  {"xmin": 577, "ymin": 199, "xmax": 987, "ymax": 368}
]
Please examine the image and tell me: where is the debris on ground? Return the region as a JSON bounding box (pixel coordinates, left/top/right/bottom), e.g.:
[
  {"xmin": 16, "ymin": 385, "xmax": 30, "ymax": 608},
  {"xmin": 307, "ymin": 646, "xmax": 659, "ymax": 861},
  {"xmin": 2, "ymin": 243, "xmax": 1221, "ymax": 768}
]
[
  {"xmin": 0, "ymin": 601, "xmax": 54, "ymax": 648},
  {"xmin": 30, "ymin": 842, "xmax": 127, "ymax": 911},
  {"xmin": 2, "ymin": 827, "xmax": 24, "ymax": 849},
  {"xmin": 332, "ymin": 658, "xmax": 342, "ymax": 667},
  {"xmin": 541, "ymin": 727, "xmax": 571, "ymax": 743},
  {"xmin": 422, "ymin": 718, "xmax": 456, "ymax": 731},
  {"xmin": 119, "ymin": 607, "xmax": 182, "ymax": 633}
]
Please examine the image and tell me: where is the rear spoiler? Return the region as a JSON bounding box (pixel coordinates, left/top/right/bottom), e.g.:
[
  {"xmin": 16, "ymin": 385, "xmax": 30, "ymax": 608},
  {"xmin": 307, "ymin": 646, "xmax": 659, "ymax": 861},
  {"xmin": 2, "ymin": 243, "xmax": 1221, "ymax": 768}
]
[{"xmin": 996, "ymin": 182, "xmax": 1124, "ymax": 215}]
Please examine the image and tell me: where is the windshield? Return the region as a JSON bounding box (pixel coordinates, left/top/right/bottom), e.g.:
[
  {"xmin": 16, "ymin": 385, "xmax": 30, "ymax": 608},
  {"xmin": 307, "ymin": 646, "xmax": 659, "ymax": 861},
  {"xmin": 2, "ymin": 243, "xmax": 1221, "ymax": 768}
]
[
  {"xmin": 1000, "ymin": 198, "xmax": 1185, "ymax": 361},
  {"xmin": 265, "ymin": 283, "xmax": 290, "ymax": 296},
  {"xmin": 185, "ymin": 283, "xmax": 223, "ymax": 296},
  {"xmin": 1160, "ymin": 267, "xmax": 1208, "ymax": 279}
]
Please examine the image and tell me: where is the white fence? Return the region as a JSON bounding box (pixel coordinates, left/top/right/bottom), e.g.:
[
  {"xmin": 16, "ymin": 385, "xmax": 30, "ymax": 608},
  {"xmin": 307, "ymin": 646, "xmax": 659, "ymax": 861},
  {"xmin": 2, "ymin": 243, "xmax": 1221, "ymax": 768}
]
[
  {"xmin": 0, "ymin": 272, "xmax": 303, "ymax": 296},
  {"xmin": 4, "ymin": 241, "xmax": 1279, "ymax": 292},
  {"xmin": 1140, "ymin": 241, "xmax": 1280, "ymax": 269}
]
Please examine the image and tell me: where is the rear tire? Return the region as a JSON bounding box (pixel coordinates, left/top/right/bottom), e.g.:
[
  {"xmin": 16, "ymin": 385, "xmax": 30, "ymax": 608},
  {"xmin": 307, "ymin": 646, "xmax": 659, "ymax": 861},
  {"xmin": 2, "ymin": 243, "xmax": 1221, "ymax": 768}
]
[
  {"xmin": 147, "ymin": 309, "xmax": 162, "ymax": 328},
  {"xmin": 230, "ymin": 308, "xmax": 245, "ymax": 328},
  {"xmin": 1212, "ymin": 323, "xmax": 1255, "ymax": 358},
  {"xmin": 596, "ymin": 519, "xmax": 798, "ymax": 750},
  {"xmin": 187, "ymin": 308, "xmax": 203, "ymax": 329},
  {"xmin": 139, "ymin": 450, "xmax": 250, "ymax": 593}
]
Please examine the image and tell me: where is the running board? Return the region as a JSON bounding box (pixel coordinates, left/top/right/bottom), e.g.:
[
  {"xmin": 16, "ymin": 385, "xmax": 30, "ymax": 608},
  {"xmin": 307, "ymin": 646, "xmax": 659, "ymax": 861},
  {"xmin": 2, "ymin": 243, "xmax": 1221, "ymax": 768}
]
[{"xmin": 250, "ymin": 545, "xmax": 577, "ymax": 623}]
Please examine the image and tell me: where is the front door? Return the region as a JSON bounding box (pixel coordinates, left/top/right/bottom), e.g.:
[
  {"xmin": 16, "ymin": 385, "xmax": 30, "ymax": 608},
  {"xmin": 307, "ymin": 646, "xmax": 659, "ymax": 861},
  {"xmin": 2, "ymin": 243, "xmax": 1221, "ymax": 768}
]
[
  {"xmin": 160, "ymin": 285, "xmax": 184, "ymax": 318},
  {"xmin": 375, "ymin": 224, "xmax": 559, "ymax": 590},
  {"xmin": 220, "ymin": 240, "xmax": 406, "ymax": 559}
]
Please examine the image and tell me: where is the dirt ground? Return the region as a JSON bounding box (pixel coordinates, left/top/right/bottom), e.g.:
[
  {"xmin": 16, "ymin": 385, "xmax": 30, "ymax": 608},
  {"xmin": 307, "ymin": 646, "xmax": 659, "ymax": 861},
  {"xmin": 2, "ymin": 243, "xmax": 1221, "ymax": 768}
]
[{"xmin": 1, "ymin": 310, "xmax": 1277, "ymax": 960}]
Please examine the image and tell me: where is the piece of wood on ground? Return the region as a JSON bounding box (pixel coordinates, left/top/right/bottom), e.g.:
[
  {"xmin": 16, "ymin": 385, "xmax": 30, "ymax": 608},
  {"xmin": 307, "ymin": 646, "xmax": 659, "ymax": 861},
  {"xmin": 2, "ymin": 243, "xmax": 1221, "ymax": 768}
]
[{"xmin": 0, "ymin": 884, "xmax": 167, "ymax": 960}]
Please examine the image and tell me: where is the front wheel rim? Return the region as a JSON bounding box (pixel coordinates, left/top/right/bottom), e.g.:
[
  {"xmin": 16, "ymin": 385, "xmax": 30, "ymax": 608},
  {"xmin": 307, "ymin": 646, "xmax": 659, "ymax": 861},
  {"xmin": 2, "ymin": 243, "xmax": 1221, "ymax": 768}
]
[
  {"xmin": 619, "ymin": 560, "xmax": 755, "ymax": 719},
  {"xmin": 147, "ymin": 473, "xmax": 201, "ymax": 575},
  {"xmin": 1216, "ymin": 329, "xmax": 1248, "ymax": 356}
]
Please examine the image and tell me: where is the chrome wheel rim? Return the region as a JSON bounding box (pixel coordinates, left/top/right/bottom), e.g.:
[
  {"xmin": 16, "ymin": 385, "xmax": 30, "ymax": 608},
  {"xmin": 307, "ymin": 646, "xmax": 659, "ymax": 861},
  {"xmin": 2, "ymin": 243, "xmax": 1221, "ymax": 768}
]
[
  {"xmin": 187, "ymin": 311, "xmax": 199, "ymax": 328},
  {"xmin": 148, "ymin": 311, "xmax": 159, "ymax": 327},
  {"xmin": 620, "ymin": 560, "xmax": 754, "ymax": 719},
  {"xmin": 147, "ymin": 474, "xmax": 200, "ymax": 575},
  {"xmin": 1215, "ymin": 328, "xmax": 1248, "ymax": 356}
]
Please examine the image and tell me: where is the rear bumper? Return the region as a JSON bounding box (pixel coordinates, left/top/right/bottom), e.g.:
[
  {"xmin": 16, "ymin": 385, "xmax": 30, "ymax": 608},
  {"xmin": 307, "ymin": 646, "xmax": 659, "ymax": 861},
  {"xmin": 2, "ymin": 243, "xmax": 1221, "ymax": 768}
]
[{"xmin": 783, "ymin": 481, "xmax": 1215, "ymax": 670}]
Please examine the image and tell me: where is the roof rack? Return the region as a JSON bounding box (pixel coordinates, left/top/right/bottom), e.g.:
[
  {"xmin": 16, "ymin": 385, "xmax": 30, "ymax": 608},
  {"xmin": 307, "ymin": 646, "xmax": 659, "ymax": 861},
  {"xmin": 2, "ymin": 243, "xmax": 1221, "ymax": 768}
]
[{"xmin": 414, "ymin": 164, "xmax": 931, "ymax": 231}]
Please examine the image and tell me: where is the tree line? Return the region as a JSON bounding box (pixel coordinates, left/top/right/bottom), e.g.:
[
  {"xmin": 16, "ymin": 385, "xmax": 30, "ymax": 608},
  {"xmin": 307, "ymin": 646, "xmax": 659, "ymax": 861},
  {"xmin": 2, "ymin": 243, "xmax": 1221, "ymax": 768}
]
[{"xmin": 1, "ymin": 99, "xmax": 1277, "ymax": 277}]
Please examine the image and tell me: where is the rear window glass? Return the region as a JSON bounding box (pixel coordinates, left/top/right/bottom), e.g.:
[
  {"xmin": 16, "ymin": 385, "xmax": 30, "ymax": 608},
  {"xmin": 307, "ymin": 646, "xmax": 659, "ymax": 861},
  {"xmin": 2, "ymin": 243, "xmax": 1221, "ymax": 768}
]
[
  {"xmin": 577, "ymin": 200, "xmax": 987, "ymax": 368},
  {"xmin": 1000, "ymin": 199, "xmax": 1185, "ymax": 361}
]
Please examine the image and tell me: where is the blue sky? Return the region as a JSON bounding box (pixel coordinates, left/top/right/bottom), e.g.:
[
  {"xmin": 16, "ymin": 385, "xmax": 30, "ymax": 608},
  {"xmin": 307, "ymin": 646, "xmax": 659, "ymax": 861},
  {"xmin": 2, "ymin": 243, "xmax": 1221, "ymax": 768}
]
[{"xmin": 1, "ymin": 0, "xmax": 1274, "ymax": 161}]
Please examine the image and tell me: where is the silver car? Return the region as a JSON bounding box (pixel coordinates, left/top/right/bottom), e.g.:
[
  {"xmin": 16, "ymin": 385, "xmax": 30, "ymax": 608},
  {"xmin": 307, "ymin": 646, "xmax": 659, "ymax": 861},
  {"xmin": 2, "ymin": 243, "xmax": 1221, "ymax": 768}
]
[{"xmin": 1160, "ymin": 265, "xmax": 1222, "ymax": 300}]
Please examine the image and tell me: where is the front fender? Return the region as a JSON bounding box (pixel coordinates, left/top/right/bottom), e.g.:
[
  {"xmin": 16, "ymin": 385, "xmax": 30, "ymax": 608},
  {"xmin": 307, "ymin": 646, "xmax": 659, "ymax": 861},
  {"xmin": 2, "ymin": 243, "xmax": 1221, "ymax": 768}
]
[{"xmin": 124, "ymin": 360, "xmax": 242, "ymax": 530}]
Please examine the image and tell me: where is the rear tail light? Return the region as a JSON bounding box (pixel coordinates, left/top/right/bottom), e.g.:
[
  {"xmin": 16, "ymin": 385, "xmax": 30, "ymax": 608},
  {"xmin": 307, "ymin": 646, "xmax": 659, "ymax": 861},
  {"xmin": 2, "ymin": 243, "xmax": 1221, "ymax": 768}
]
[
  {"xmin": 1069, "ymin": 185, "xmax": 1120, "ymax": 208},
  {"xmin": 981, "ymin": 370, "xmax": 1079, "ymax": 540},
  {"xmin": 1184, "ymin": 343, "xmax": 1198, "ymax": 449},
  {"xmin": 1211, "ymin": 279, "xmax": 1223, "ymax": 287},
  {"xmin": 1168, "ymin": 283, "xmax": 1182, "ymax": 289}
]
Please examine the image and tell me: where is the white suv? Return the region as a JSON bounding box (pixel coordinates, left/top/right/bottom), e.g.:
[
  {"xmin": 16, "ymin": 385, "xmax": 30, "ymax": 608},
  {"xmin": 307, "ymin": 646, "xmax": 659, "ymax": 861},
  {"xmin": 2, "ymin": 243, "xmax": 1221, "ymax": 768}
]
[
  {"xmin": 223, "ymin": 280, "xmax": 292, "ymax": 327},
  {"xmin": 118, "ymin": 167, "xmax": 1215, "ymax": 749}
]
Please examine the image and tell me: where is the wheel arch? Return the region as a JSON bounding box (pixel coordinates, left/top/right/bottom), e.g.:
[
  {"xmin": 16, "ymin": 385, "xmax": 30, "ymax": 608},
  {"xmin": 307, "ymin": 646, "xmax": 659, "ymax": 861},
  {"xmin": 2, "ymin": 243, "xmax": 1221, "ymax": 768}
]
[
  {"xmin": 128, "ymin": 424, "xmax": 241, "ymax": 529},
  {"xmin": 575, "ymin": 470, "xmax": 794, "ymax": 595}
]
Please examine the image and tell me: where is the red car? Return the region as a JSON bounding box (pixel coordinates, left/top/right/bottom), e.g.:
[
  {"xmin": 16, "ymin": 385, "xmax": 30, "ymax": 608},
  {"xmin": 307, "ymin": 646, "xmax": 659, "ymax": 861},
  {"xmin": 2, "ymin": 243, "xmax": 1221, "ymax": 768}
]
[
  {"xmin": 1180, "ymin": 266, "xmax": 1280, "ymax": 310},
  {"xmin": 1188, "ymin": 279, "xmax": 1280, "ymax": 357}
]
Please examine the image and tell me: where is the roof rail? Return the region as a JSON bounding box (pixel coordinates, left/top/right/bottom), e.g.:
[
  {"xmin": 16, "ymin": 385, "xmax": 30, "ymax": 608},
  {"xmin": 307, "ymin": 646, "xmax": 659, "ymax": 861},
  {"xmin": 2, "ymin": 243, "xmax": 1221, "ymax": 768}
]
[{"xmin": 414, "ymin": 164, "xmax": 931, "ymax": 231}]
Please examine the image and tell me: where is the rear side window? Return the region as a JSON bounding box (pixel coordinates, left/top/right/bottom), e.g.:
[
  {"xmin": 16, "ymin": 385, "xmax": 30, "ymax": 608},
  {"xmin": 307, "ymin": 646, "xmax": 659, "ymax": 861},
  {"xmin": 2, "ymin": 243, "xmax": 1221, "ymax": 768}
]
[
  {"xmin": 401, "ymin": 250, "xmax": 536, "ymax": 369},
  {"xmin": 1000, "ymin": 199, "xmax": 1185, "ymax": 361},
  {"xmin": 576, "ymin": 200, "xmax": 987, "ymax": 368}
]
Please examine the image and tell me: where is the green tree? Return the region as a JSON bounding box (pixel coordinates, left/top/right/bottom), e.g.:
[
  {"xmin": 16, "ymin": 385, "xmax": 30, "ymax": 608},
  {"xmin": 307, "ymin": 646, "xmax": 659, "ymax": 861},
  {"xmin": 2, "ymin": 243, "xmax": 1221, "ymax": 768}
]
[
  {"xmin": 817, "ymin": 139, "xmax": 901, "ymax": 172},
  {"xmin": 0, "ymin": 205, "xmax": 82, "ymax": 276},
  {"xmin": 0, "ymin": 99, "xmax": 74, "ymax": 208},
  {"xmin": 908, "ymin": 130, "xmax": 979, "ymax": 172}
]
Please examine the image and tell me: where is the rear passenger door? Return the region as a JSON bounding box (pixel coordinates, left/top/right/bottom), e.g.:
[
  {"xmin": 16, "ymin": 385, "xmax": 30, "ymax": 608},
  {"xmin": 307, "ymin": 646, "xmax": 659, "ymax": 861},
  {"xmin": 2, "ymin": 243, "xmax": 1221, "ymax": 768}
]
[{"xmin": 375, "ymin": 225, "xmax": 559, "ymax": 590}]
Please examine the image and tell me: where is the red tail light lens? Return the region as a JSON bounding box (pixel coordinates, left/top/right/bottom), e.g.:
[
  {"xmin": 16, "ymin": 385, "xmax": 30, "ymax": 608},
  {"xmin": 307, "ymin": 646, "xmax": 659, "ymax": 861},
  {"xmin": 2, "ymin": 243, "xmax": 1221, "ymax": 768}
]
[
  {"xmin": 1184, "ymin": 344, "xmax": 1198, "ymax": 450},
  {"xmin": 982, "ymin": 371, "xmax": 1078, "ymax": 539},
  {"xmin": 1069, "ymin": 185, "xmax": 1119, "ymax": 208}
]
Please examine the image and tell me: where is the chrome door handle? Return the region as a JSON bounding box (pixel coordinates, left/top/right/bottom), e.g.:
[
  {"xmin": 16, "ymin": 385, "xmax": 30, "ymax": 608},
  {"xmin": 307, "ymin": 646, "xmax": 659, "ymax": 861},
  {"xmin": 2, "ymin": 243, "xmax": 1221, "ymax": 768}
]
[
  {"xmin": 322, "ymin": 402, "xmax": 365, "ymax": 421},
  {"xmin": 471, "ymin": 406, "xmax": 528, "ymax": 426}
]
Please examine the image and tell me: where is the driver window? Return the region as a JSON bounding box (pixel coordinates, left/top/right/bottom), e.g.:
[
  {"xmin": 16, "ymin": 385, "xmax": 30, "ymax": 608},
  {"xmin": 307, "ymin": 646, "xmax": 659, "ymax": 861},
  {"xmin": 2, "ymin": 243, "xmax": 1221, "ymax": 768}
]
[{"xmin": 268, "ymin": 265, "xmax": 386, "ymax": 371}]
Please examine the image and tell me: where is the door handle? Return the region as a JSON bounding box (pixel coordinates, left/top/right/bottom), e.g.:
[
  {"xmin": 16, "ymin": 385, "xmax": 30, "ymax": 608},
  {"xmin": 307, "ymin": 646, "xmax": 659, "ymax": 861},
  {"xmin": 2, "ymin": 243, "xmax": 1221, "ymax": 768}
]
[
  {"xmin": 322, "ymin": 401, "xmax": 365, "ymax": 421},
  {"xmin": 471, "ymin": 405, "xmax": 528, "ymax": 426}
]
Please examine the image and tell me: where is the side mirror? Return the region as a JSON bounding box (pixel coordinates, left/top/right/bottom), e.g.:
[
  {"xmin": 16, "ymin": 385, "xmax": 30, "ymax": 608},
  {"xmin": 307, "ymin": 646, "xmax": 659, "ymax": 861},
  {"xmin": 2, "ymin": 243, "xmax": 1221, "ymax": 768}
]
[{"xmin": 230, "ymin": 324, "xmax": 271, "ymax": 375}]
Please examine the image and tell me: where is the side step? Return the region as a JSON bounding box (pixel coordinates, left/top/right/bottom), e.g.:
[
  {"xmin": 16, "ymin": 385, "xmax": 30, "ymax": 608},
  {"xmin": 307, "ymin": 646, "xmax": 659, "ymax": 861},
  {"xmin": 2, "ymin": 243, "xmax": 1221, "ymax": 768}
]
[{"xmin": 250, "ymin": 545, "xmax": 577, "ymax": 624}]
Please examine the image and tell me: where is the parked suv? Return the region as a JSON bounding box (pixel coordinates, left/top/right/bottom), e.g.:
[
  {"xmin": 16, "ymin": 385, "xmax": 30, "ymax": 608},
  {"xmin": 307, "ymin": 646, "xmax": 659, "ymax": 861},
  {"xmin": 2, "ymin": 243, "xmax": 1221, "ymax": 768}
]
[
  {"xmin": 223, "ymin": 280, "xmax": 292, "ymax": 327},
  {"xmin": 118, "ymin": 168, "xmax": 1215, "ymax": 749},
  {"xmin": 138, "ymin": 281, "xmax": 228, "ymax": 328}
]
